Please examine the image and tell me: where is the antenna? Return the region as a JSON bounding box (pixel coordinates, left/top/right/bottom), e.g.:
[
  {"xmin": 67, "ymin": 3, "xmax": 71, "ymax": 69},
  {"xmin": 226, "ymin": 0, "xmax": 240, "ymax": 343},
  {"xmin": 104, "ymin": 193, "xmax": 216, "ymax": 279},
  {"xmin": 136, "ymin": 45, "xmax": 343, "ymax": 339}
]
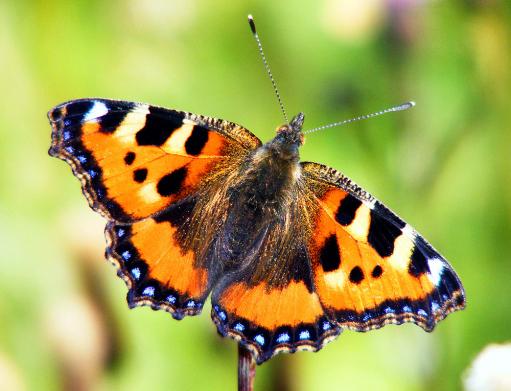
[
  {"xmin": 248, "ymin": 14, "xmax": 289, "ymax": 123},
  {"xmin": 304, "ymin": 101, "xmax": 416, "ymax": 134}
]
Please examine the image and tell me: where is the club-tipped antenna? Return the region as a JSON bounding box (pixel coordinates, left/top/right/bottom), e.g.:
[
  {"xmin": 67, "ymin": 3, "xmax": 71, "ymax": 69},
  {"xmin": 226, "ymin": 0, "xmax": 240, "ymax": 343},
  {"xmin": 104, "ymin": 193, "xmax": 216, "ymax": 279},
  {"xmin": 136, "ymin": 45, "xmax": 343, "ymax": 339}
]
[
  {"xmin": 304, "ymin": 101, "xmax": 416, "ymax": 134},
  {"xmin": 248, "ymin": 14, "xmax": 289, "ymax": 124}
]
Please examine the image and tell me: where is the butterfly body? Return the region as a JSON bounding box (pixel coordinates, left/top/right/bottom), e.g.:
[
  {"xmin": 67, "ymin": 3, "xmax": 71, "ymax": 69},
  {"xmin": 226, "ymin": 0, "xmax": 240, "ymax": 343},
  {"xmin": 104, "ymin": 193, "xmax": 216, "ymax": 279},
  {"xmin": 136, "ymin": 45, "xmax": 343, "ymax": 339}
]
[
  {"xmin": 49, "ymin": 98, "xmax": 465, "ymax": 364},
  {"xmin": 189, "ymin": 112, "xmax": 306, "ymax": 280}
]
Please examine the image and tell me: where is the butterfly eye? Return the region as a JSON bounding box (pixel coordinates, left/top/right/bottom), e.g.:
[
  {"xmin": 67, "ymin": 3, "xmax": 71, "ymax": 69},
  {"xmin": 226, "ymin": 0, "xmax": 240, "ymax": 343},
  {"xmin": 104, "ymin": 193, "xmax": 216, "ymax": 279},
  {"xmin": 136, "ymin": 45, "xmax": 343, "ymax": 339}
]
[{"xmin": 276, "ymin": 124, "xmax": 291, "ymax": 134}]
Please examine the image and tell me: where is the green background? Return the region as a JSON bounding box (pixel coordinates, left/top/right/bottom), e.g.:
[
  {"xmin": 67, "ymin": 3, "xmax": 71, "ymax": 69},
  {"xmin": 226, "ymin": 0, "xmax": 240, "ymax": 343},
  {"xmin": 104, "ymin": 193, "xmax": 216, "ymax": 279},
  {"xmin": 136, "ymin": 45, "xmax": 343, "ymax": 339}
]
[{"xmin": 1, "ymin": 0, "xmax": 510, "ymax": 390}]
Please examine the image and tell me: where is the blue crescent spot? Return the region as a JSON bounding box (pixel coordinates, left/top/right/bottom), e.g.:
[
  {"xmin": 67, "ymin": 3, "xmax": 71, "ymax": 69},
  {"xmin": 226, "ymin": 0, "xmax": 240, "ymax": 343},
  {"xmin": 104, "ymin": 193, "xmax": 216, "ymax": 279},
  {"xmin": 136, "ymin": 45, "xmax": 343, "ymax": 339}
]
[
  {"xmin": 233, "ymin": 323, "xmax": 245, "ymax": 332},
  {"xmin": 186, "ymin": 300, "xmax": 196, "ymax": 308},
  {"xmin": 298, "ymin": 330, "xmax": 311, "ymax": 340},
  {"xmin": 142, "ymin": 286, "xmax": 155, "ymax": 296},
  {"xmin": 254, "ymin": 335, "xmax": 265, "ymax": 346},
  {"xmin": 322, "ymin": 321, "xmax": 331, "ymax": 331},
  {"xmin": 131, "ymin": 267, "xmax": 141, "ymax": 280},
  {"xmin": 276, "ymin": 333, "xmax": 290, "ymax": 344},
  {"xmin": 122, "ymin": 250, "xmax": 131, "ymax": 260},
  {"xmin": 166, "ymin": 295, "xmax": 177, "ymax": 304}
]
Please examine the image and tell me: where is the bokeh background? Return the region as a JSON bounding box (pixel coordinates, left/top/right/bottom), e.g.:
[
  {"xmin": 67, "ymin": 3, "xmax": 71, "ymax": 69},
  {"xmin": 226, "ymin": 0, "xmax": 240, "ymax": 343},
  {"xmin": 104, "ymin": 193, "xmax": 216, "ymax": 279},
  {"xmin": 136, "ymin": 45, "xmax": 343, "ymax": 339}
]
[{"xmin": 1, "ymin": 0, "xmax": 510, "ymax": 390}]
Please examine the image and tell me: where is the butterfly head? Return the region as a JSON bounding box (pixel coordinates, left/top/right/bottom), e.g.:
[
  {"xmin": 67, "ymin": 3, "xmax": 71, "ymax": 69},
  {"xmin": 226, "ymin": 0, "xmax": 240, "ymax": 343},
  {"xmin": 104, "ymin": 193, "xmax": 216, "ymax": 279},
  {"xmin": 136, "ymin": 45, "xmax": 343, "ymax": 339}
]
[
  {"xmin": 269, "ymin": 113, "xmax": 305, "ymax": 161},
  {"xmin": 275, "ymin": 112, "xmax": 305, "ymax": 145}
]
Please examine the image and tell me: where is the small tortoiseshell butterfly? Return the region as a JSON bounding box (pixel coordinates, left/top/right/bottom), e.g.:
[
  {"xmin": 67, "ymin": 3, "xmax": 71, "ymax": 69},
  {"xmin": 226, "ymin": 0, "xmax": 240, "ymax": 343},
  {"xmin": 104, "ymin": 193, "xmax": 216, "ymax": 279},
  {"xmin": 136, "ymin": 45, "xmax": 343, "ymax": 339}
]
[{"xmin": 48, "ymin": 16, "xmax": 465, "ymax": 364}]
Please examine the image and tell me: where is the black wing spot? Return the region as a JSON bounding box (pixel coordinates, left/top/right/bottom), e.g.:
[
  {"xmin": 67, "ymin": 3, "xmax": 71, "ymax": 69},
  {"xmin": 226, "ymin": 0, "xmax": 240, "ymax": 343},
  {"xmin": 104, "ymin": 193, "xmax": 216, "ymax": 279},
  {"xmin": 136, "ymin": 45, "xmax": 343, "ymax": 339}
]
[
  {"xmin": 124, "ymin": 151, "xmax": 136, "ymax": 165},
  {"xmin": 335, "ymin": 194, "xmax": 362, "ymax": 226},
  {"xmin": 289, "ymin": 246, "xmax": 314, "ymax": 293},
  {"xmin": 155, "ymin": 197, "xmax": 196, "ymax": 227},
  {"xmin": 157, "ymin": 167, "xmax": 187, "ymax": 196},
  {"xmin": 408, "ymin": 236, "xmax": 436, "ymax": 277},
  {"xmin": 319, "ymin": 234, "xmax": 341, "ymax": 272},
  {"xmin": 374, "ymin": 201, "xmax": 406, "ymax": 229},
  {"xmin": 371, "ymin": 265, "xmax": 383, "ymax": 278},
  {"xmin": 185, "ymin": 126, "xmax": 209, "ymax": 156},
  {"xmin": 409, "ymin": 247, "xmax": 429, "ymax": 277},
  {"xmin": 99, "ymin": 111, "xmax": 129, "ymax": 133},
  {"xmin": 349, "ymin": 266, "xmax": 364, "ymax": 284},
  {"xmin": 65, "ymin": 100, "xmax": 95, "ymax": 119},
  {"xmin": 136, "ymin": 106, "xmax": 184, "ymax": 146},
  {"xmin": 133, "ymin": 168, "xmax": 148, "ymax": 183},
  {"xmin": 367, "ymin": 209, "xmax": 402, "ymax": 257}
]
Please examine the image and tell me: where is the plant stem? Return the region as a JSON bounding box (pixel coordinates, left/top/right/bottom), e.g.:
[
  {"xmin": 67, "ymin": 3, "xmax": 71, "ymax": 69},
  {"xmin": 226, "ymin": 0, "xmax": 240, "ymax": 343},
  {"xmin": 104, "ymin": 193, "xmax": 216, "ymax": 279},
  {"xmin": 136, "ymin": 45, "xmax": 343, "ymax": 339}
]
[{"xmin": 238, "ymin": 344, "xmax": 256, "ymax": 391}]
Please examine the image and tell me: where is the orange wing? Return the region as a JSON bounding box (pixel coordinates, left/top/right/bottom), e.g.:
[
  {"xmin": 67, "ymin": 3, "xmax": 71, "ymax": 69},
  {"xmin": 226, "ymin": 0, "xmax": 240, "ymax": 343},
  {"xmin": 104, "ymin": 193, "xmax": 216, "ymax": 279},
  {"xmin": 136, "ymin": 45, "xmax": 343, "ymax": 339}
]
[
  {"xmin": 49, "ymin": 98, "xmax": 261, "ymax": 222},
  {"xmin": 106, "ymin": 198, "xmax": 215, "ymax": 318},
  {"xmin": 211, "ymin": 245, "xmax": 340, "ymax": 364},
  {"xmin": 49, "ymin": 98, "xmax": 261, "ymax": 317},
  {"xmin": 301, "ymin": 162, "xmax": 465, "ymax": 332}
]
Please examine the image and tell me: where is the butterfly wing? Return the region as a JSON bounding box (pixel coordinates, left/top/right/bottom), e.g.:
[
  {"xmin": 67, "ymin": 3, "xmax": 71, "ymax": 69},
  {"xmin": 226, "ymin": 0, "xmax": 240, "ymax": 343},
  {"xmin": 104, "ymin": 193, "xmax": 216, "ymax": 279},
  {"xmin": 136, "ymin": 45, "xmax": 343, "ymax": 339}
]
[
  {"xmin": 301, "ymin": 161, "xmax": 466, "ymax": 332},
  {"xmin": 49, "ymin": 98, "xmax": 262, "ymax": 317},
  {"xmin": 49, "ymin": 98, "xmax": 261, "ymax": 222},
  {"xmin": 211, "ymin": 200, "xmax": 341, "ymax": 364}
]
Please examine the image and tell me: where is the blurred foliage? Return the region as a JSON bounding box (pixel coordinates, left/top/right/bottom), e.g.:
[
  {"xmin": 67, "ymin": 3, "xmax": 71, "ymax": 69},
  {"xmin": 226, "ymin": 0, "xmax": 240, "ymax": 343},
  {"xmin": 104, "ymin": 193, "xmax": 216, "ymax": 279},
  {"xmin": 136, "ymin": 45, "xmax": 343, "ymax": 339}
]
[{"xmin": 1, "ymin": 0, "xmax": 510, "ymax": 390}]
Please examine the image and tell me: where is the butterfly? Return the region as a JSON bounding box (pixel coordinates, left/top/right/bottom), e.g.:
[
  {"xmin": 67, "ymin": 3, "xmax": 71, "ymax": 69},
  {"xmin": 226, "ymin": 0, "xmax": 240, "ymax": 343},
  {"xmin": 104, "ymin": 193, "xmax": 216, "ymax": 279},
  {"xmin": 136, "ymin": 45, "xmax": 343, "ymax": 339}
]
[{"xmin": 48, "ymin": 96, "xmax": 465, "ymax": 364}]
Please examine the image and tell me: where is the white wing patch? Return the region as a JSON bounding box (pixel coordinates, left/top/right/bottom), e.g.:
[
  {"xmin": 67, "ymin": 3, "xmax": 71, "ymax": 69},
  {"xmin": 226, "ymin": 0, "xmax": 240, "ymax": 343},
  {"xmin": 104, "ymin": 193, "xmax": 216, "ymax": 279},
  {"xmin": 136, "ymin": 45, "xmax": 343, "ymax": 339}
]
[{"xmin": 427, "ymin": 257, "xmax": 444, "ymax": 286}]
